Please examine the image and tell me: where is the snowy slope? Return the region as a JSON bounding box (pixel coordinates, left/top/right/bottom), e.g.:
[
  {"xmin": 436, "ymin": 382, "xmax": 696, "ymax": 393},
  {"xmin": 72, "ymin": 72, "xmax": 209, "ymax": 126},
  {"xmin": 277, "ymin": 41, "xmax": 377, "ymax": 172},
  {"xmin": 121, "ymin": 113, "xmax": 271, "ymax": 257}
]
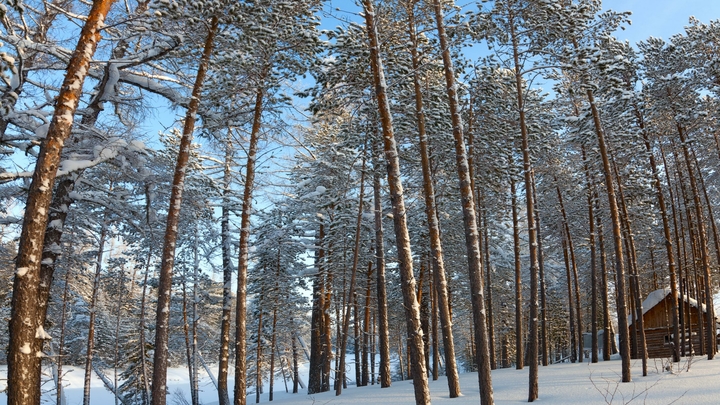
[{"xmin": 2, "ymin": 355, "xmax": 720, "ymax": 404}]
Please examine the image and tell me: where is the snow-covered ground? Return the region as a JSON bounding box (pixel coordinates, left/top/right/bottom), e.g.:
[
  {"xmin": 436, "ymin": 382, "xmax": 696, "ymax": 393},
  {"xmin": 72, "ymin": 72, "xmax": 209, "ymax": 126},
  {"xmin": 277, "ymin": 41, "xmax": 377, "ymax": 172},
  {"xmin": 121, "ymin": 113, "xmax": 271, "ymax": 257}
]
[{"xmin": 2, "ymin": 356, "xmax": 720, "ymax": 404}]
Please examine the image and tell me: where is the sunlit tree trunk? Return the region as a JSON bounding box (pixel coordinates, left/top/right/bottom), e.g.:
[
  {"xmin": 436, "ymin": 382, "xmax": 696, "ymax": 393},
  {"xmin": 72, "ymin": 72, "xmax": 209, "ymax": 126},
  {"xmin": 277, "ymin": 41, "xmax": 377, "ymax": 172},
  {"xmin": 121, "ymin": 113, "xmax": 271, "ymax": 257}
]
[
  {"xmin": 218, "ymin": 131, "xmax": 234, "ymax": 405},
  {"xmin": 672, "ymin": 128, "xmax": 714, "ymax": 358},
  {"xmin": 510, "ymin": 168, "xmax": 524, "ymax": 370},
  {"xmin": 405, "ymin": 4, "xmax": 461, "ymax": 395},
  {"xmin": 586, "ymin": 88, "xmax": 631, "ymax": 381},
  {"xmin": 432, "ymin": 1, "xmax": 494, "ymax": 402},
  {"xmin": 581, "ymin": 147, "xmax": 599, "ymax": 364},
  {"xmin": 362, "ymin": 2, "xmax": 430, "ymax": 402},
  {"xmin": 372, "ymin": 136, "xmax": 392, "ymax": 388},
  {"xmin": 153, "ymin": 16, "xmax": 219, "ymax": 405},
  {"xmin": 336, "ymin": 153, "xmax": 367, "ymax": 396},
  {"xmin": 234, "ymin": 68, "xmax": 270, "ymax": 405},
  {"xmin": 8, "ymin": 2, "xmax": 116, "ymax": 403}
]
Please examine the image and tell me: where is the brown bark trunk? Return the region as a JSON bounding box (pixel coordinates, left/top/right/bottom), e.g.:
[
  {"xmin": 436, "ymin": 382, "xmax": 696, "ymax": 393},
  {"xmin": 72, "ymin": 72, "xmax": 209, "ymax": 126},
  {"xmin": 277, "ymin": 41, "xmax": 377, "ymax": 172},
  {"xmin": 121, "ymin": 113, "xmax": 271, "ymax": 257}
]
[
  {"xmin": 507, "ymin": 14, "xmax": 540, "ymax": 397},
  {"xmin": 482, "ymin": 202, "xmax": 497, "ymax": 370},
  {"xmin": 255, "ymin": 294, "xmax": 264, "ymax": 404},
  {"xmin": 152, "ymin": 16, "xmax": 219, "ymax": 405},
  {"xmin": 336, "ymin": 152, "xmax": 367, "ymax": 396},
  {"xmin": 612, "ymin": 156, "xmax": 648, "ymax": 375},
  {"xmin": 555, "ymin": 184, "xmax": 583, "ymax": 363},
  {"xmin": 84, "ymin": 219, "xmax": 108, "ymax": 405},
  {"xmin": 562, "ymin": 232, "xmax": 577, "ymax": 363},
  {"xmin": 308, "ymin": 225, "xmax": 326, "ymax": 394},
  {"xmin": 405, "ymin": 3, "xmax": 461, "ymax": 395},
  {"xmin": 635, "ymin": 108, "xmax": 681, "ymax": 363},
  {"xmin": 661, "ymin": 146, "xmax": 688, "ymax": 356},
  {"xmin": 372, "ymin": 136, "xmax": 392, "ymax": 388},
  {"xmin": 219, "ymin": 132, "xmax": 234, "ymax": 405},
  {"xmin": 361, "ymin": 262, "xmax": 373, "ymax": 387},
  {"xmin": 586, "ymin": 88, "xmax": 631, "ymax": 381},
  {"xmin": 234, "ymin": 70, "xmax": 269, "ymax": 405},
  {"xmin": 581, "ymin": 147, "xmax": 599, "ymax": 364},
  {"xmin": 510, "ymin": 170, "xmax": 524, "ymax": 370},
  {"xmin": 595, "ymin": 195, "xmax": 611, "ymax": 361},
  {"xmin": 269, "ymin": 307, "xmax": 278, "ymax": 402},
  {"xmin": 432, "ymin": 1, "xmax": 494, "ymax": 402},
  {"xmin": 530, "ymin": 172, "xmax": 549, "ymax": 367},
  {"xmin": 362, "ymin": 2, "xmax": 430, "ymax": 402},
  {"xmin": 673, "ymin": 123, "xmax": 715, "ymax": 359},
  {"xmin": 8, "ymin": 2, "xmax": 115, "ymax": 403}
]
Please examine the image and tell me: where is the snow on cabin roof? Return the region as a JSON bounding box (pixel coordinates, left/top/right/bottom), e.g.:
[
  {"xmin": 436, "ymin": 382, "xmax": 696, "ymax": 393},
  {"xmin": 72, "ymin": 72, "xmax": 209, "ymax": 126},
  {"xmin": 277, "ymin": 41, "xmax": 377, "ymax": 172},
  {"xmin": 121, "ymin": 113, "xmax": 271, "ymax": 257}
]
[{"xmin": 628, "ymin": 287, "xmax": 708, "ymax": 326}]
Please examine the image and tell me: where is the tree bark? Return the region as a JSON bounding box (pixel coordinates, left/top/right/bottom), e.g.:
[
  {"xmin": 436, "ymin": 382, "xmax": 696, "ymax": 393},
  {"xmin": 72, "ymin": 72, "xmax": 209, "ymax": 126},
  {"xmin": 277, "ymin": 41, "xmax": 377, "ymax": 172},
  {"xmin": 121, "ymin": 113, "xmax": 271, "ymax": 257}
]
[
  {"xmin": 405, "ymin": 3, "xmax": 461, "ymax": 395},
  {"xmin": 672, "ymin": 125, "xmax": 715, "ymax": 359},
  {"xmin": 555, "ymin": 183, "xmax": 583, "ymax": 363},
  {"xmin": 336, "ymin": 153, "xmax": 367, "ymax": 396},
  {"xmin": 530, "ymin": 172, "xmax": 548, "ymax": 367},
  {"xmin": 152, "ymin": 16, "xmax": 218, "ymax": 405},
  {"xmin": 84, "ymin": 218, "xmax": 108, "ymax": 405},
  {"xmin": 581, "ymin": 147, "xmax": 599, "ymax": 364},
  {"xmin": 362, "ymin": 2, "xmax": 430, "ymax": 402},
  {"xmin": 634, "ymin": 106, "xmax": 681, "ymax": 363},
  {"xmin": 218, "ymin": 131, "xmax": 234, "ymax": 405},
  {"xmin": 372, "ymin": 136, "xmax": 392, "ymax": 388},
  {"xmin": 510, "ymin": 169, "xmax": 524, "ymax": 370},
  {"xmin": 586, "ymin": 88, "xmax": 631, "ymax": 381},
  {"xmin": 234, "ymin": 70, "xmax": 269, "ymax": 405},
  {"xmin": 308, "ymin": 225, "xmax": 326, "ymax": 394},
  {"xmin": 432, "ymin": 1, "xmax": 494, "ymax": 402},
  {"xmin": 8, "ymin": 2, "xmax": 116, "ymax": 403}
]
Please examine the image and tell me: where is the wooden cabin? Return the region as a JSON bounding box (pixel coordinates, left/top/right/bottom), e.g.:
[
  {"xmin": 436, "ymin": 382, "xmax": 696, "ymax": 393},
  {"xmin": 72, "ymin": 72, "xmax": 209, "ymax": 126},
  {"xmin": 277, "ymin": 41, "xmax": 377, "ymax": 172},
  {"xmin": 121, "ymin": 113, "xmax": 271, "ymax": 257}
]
[{"xmin": 629, "ymin": 288, "xmax": 718, "ymax": 359}]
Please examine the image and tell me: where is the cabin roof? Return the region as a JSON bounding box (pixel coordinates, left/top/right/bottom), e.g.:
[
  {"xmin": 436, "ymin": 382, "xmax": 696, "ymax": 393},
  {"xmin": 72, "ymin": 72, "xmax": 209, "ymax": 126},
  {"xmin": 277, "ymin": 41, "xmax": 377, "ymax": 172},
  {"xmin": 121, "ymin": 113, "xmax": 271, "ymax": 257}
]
[{"xmin": 629, "ymin": 288, "xmax": 707, "ymax": 326}]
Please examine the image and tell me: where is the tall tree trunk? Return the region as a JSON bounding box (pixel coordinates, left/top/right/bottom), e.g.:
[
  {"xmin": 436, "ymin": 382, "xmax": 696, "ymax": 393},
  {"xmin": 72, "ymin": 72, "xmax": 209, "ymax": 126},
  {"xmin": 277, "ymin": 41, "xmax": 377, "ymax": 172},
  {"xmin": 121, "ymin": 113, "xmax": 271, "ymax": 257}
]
[
  {"xmin": 593, "ymin": 187, "xmax": 612, "ymax": 361},
  {"xmin": 292, "ymin": 328, "xmax": 299, "ymax": 394},
  {"xmin": 83, "ymin": 217, "xmax": 108, "ymax": 405},
  {"xmin": 482, "ymin": 202, "xmax": 497, "ymax": 370},
  {"xmin": 362, "ymin": 262, "xmax": 373, "ymax": 387},
  {"xmin": 555, "ymin": 184, "xmax": 583, "ymax": 363},
  {"xmin": 634, "ymin": 109, "xmax": 681, "ymax": 363},
  {"xmin": 580, "ymin": 147, "xmax": 599, "ymax": 364},
  {"xmin": 507, "ymin": 13, "xmax": 540, "ymax": 397},
  {"xmin": 431, "ymin": 273, "xmax": 440, "ymax": 380},
  {"xmin": 362, "ymin": 2, "xmax": 430, "ymax": 402},
  {"xmin": 431, "ymin": 1, "xmax": 494, "ymax": 402},
  {"xmin": 661, "ymin": 146, "xmax": 688, "ymax": 356},
  {"xmin": 405, "ymin": 3, "xmax": 461, "ymax": 395},
  {"xmin": 56, "ymin": 262, "xmax": 72, "ymax": 405},
  {"xmin": 255, "ymin": 294, "xmax": 264, "ymax": 404},
  {"xmin": 182, "ymin": 270, "xmax": 196, "ymax": 405},
  {"xmin": 8, "ymin": 2, "xmax": 116, "ymax": 403},
  {"xmin": 308, "ymin": 225, "xmax": 326, "ymax": 394},
  {"xmin": 530, "ymin": 172, "xmax": 549, "ymax": 367},
  {"xmin": 673, "ymin": 122, "xmax": 715, "ymax": 359},
  {"xmin": 234, "ymin": 70, "xmax": 270, "ymax": 405},
  {"xmin": 372, "ymin": 137, "xmax": 392, "ymax": 388},
  {"xmin": 510, "ymin": 170, "xmax": 524, "ymax": 370},
  {"xmin": 354, "ymin": 295, "xmax": 361, "ymax": 387},
  {"xmin": 612, "ymin": 156, "xmax": 648, "ymax": 375},
  {"xmin": 586, "ymin": 88, "xmax": 631, "ymax": 381},
  {"xmin": 192, "ymin": 226, "xmax": 200, "ymax": 405},
  {"xmin": 561, "ymin": 231, "xmax": 577, "ymax": 363},
  {"xmin": 219, "ymin": 131, "xmax": 234, "ymax": 405},
  {"xmin": 336, "ymin": 151, "xmax": 367, "ymax": 396},
  {"xmin": 152, "ymin": 16, "xmax": 219, "ymax": 405},
  {"xmin": 269, "ymin": 307, "xmax": 278, "ymax": 401}
]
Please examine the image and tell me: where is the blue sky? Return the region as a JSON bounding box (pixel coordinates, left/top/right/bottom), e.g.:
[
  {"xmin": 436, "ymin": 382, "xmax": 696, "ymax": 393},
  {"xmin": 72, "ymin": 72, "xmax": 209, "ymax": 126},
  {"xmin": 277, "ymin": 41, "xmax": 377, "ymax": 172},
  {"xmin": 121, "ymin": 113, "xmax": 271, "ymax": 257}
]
[
  {"xmin": 603, "ymin": 0, "xmax": 720, "ymax": 44},
  {"xmin": 321, "ymin": 0, "xmax": 720, "ymax": 45}
]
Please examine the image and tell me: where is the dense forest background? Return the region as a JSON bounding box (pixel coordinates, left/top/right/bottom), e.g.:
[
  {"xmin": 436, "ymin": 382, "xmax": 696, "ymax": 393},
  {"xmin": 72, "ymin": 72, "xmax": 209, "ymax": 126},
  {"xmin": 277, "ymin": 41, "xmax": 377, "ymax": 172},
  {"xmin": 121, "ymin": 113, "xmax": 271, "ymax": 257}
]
[{"xmin": 1, "ymin": 0, "xmax": 720, "ymax": 404}]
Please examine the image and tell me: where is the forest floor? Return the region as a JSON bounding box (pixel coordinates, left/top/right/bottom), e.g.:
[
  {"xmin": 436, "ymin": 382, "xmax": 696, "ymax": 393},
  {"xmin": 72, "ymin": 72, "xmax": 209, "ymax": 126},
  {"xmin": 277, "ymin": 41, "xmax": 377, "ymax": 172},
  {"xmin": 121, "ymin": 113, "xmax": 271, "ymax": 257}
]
[{"xmin": 2, "ymin": 354, "xmax": 720, "ymax": 404}]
